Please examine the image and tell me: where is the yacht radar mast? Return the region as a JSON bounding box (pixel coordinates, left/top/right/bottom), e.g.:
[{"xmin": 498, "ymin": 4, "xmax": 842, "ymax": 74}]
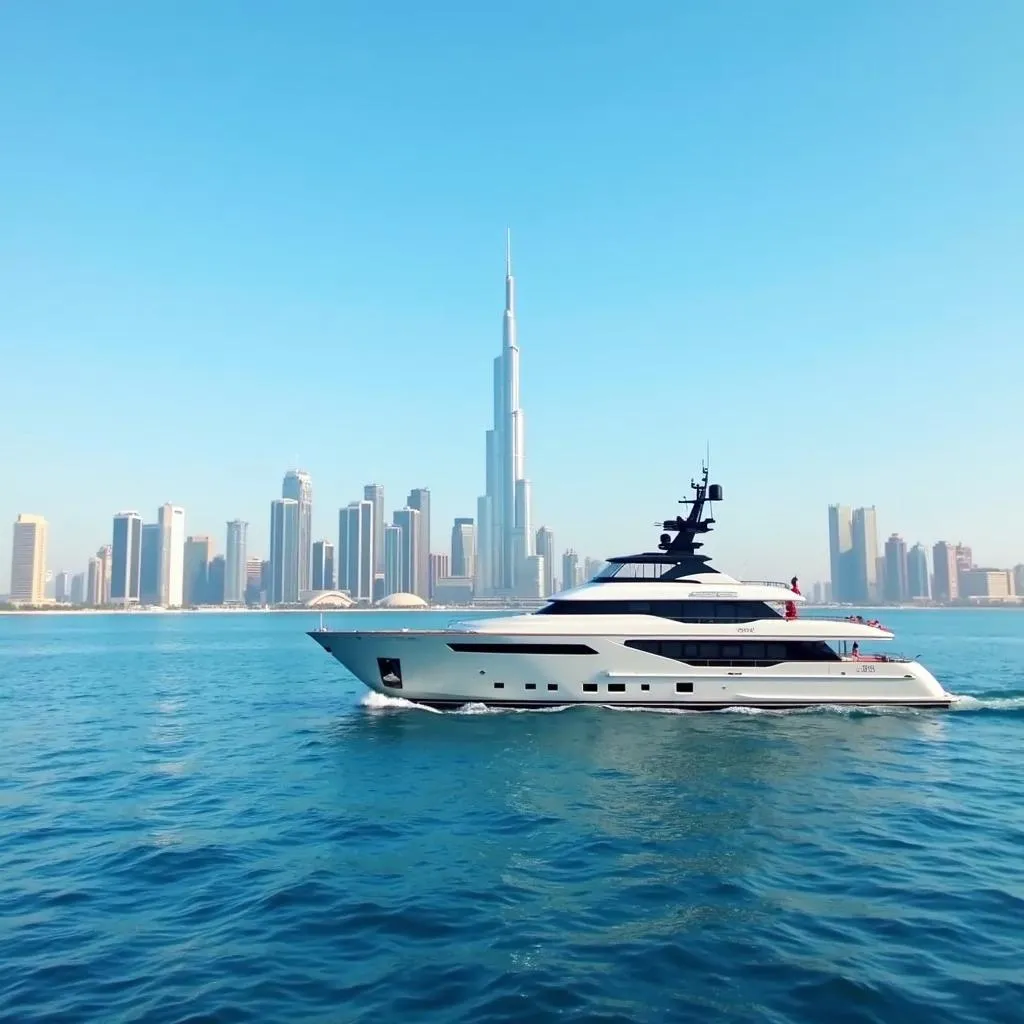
[{"xmin": 657, "ymin": 464, "xmax": 723, "ymax": 555}]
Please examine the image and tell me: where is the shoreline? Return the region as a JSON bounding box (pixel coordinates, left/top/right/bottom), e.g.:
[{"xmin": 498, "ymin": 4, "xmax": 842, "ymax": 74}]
[{"xmin": 1, "ymin": 603, "xmax": 1021, "ymax": 617}]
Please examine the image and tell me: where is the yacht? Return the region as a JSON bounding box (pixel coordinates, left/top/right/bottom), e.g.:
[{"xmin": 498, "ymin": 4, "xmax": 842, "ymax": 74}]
[{"xmin": 309, "ymin": 469, "xmax": 952, "ymax": 710}]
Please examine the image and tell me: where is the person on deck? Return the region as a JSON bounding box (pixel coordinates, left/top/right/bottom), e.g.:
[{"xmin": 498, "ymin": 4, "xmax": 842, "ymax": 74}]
[{"xmin": 784, "ymin": 576, "xmax": 800, "ymax": 620}]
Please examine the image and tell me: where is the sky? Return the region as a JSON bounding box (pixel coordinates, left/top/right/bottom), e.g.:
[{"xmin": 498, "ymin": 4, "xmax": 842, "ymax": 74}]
[{"xmin": 2, "ymin": 1, "xmax": 1022, "ymax": 583}]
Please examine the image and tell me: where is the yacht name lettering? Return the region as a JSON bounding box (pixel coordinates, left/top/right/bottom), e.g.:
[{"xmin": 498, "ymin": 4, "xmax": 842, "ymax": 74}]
[
  {"xmin": 737, "ymin": 627, "xmax": 755, "ymax": 633},
  {"xmin": 701, "ymin": 591, "xmax": 738, "ymax": 598}
]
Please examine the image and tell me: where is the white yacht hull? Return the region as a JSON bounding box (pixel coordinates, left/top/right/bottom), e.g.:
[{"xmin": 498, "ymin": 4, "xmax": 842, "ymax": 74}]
[{"xmin": 310, "ymin": 629, "xmax": 952, "ymax": 710}]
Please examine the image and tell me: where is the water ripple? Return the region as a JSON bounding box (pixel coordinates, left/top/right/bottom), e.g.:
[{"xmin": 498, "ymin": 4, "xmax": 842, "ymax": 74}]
[{"xmin": 1, "ymin": 610, "xmax": 1023, "ymax": 1022}]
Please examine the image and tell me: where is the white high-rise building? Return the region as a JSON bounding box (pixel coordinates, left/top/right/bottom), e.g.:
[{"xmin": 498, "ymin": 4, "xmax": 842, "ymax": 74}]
[
  {"xmin": 364, "ymin": 484, "xmax": 385, "ymax": 577},
  {"xmin": 450, "ymin": 518, "xmax": 475, "ymax": 579},
  {"xmin": 406, "ymin": 488, "xmax": 431, "ymax": 600},
  {"xmin": 89, "ymin": 544, "xmax": 112, "ymax": 605},
  {"xmin": 282, "ymin": 470, "xmax": 313, "ymax": 595},
  {"xmin": 111, "ymin": 512, "xmax": 142, "ymax": 605},
  {"xmin": 54, "ymin": 570, "xmax": 73, "ymax": 602},
  {"xmin": 519, "ymin": 553, "xmax": 544, "ymax": 600},
  {"xmin": 392, "ymin": 507, "xmax": 421, "ymax": 596},
  {"xmin": 87, "ymin": 555, "xmax": 103, "ymax": 606},
  {"xmin": 383, "ymin": 524, "xmax": 403, "ymax": 597},
  {"xmin": 10, "ymin": 514, "xmax": 48, "ymax": 604},
  {"xmin": 270, "ymin": 498, "xmax": 300, "ymax": 604},
  {"xmin": 535, "ymin": 527, "xmax": 555, "ymax": 597},
  {"xmin": 339, "ymin": 500, "xmax": 374, "ymax": 602},
  {"xmin": 225, "ymin": 520, "xmax": 248, "ymax": 604},
  {"xmin": 157, "ymin": 504, "xmax": 186, "ymax": 607},
  {"xmin": 562, "ymin": 549, "xmax": 580, "ymax": 592},
  {"xmin": 476, "ymin": 232, "xmax": 533, "ymax": 597}
]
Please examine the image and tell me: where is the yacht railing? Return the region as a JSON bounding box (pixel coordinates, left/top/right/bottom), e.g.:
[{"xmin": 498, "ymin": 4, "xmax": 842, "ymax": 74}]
[
  {"xmin": 742, "ymin": 580, "xmax": 796, "ymax": 589},
  {"xmin": 841, "ymin": 653, "xmax": 913, "ymax": 663},
  {"xmin": 801, "ymin": 614, "xmax": 891, "ymax": 629}
]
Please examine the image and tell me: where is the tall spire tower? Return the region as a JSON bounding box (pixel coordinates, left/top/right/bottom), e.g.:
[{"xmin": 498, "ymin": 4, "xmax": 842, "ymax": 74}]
[{"xmin": 477, "ymin": 231, "xmax": 532, "ymax": 596}]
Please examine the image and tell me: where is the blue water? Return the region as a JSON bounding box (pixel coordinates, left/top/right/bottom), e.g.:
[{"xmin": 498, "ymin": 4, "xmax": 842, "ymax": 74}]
[{"xmin": 1, "ymin": 609, "xmax": 1022, "ymax": 1023}]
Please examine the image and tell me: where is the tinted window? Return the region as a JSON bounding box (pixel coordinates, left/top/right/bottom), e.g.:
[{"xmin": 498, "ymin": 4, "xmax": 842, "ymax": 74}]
[
  {"xmin": 624, "ymin": 639, "xmax": 838, "ymax": 665},
  {"xmin": 448, "ymin": 642, "xmax": 597, "ymax": 655}
]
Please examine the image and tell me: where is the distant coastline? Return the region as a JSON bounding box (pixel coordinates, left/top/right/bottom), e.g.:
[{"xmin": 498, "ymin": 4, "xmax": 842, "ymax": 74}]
[
  {"xmin": 1, "ymin": 602, "xmax": 1021, "ymax": 616},
  {"xmin": 0, "ymin": 605, "xmax": 510, "ymax": 616}
]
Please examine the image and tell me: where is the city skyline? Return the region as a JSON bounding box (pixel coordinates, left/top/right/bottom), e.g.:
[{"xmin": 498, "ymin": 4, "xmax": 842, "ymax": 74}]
[
  {"xmin": 3, "ymin": 5, "xmax": 1022, "ymax": 580},
  {"xmin": 9, "ymin": 480, "xmax": 1024, "ymax": 607},
  {"xmin": 18, "ymin": 232, "xmax": 1019, "ymax": 606}
]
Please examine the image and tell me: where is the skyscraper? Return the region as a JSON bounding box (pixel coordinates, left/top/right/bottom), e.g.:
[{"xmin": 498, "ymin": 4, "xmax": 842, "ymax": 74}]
[
  {"xmin": 339, "ymin": 500, "xmax": 374, "ymax": 602},
  {"xmin": 10, "ymin": 514, "xmax": 48, "ymax": 604},
  {"xmin": 245, "ymin": 557, "xmax": 263, "ymax": 605},
  {"xmin": 535, "ymin": 527, "xmax": 555, "ymax": 597},
  {"xmin": 88, "ymin": 545, "xmax": 111, "ymax": 606},
  {"xmin": 850, "ymin": 507, "xmax": 879, "ymax": 603},
  {"xmin": 932, "ymin": 542, "xmax": 958, "ymax": 603},
  {"xmin": 207, "ymin": 555, "xmax": 225, "ymax": 605},
  {"xmin": 97, "ymin": 544, "xmax": 111, "ymax": 604},
  {"xmin": 183, "ymin": 536, "xmax": 211, "ymax": 606},
  {"xmin": 139, "ymin": 523, "xmax": 160, "ymax": 605},
  {"xmin": 225, "ymin": 520, "xmax": 247, "ymax": 604},
  {"xmin": 450, "ymin": 517, "xmax": 475, "ymax": 579},
  {"xmin": 955, "ymin": 544, "xmax": 973, "ymax": 594},
  {"xmin": 908, "ymin": 543, "xmax": 930, "ymax": 600},
  {"xmin": 429, "ymin": 553, "xmax": 449, "ymax": 597},
  {"xmin": 883, "ymin": 534, "xmax": 908, "ymax": 603},
  {"xmin": 157, "ymin": 504, "xmax": 186, "ymax": 607},
  {"xmin": 364, "ymin": 484, "xmax": 385, "ymax": 577},
  {"xmin": 519, "ymin": 554, "xmax": 544, "ymax": 599},
  {"xmin": 562, "ymin": 549, "xmax": 580, "ymax": 592},
  {"xmin": 87, "ymin": 556, "xmax": 103, "ymax": 606},
  {"xmin": 70, "ymin": 572, "xmax": 86, "ymax": 604},
  {"xmin": 54, "ymin": 570, "xmax": 72, "ymax": 603},
  {"xmin": 393, "ymin": 507, "xmax": 421, "ymax": 595},
  {"xmin": 827, "ymin": 504, "xmax": 854, "ymax": 603},
  {"xmin": 270, "ymin": 498, "xmax": 300, "ymax": 604},
  {"xmin": 477, "ymin": 232, "xmax": 533, "ymax": 596},
  {"xmin": 383, "ymin": 524, "xmax": 403, "ymax": 597},
  {"xmin": 312, "ymin": 540, "xmax": 335, "ymax": 591},
  {"xmin": 406, "ymin": 488, "xmax": 431, "ymax": 599},
  {"xmin": 282, "ymin": 470, "xmax": 313, "ymax": 595},
  {"xmin": 110, "ymin": 512, "xmax": 142, "ymax": 605}
]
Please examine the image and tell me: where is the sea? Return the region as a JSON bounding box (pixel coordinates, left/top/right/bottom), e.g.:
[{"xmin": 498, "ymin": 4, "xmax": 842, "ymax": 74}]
[{"xmin": 1, "ymin": 608, "xmax": 1022, "ymax": 1024}]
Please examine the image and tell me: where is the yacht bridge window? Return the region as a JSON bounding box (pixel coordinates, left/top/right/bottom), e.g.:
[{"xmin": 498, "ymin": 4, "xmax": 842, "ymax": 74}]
[{"xmin": 624, "ymin": 639, "xmax": 840, "ymax": 666}]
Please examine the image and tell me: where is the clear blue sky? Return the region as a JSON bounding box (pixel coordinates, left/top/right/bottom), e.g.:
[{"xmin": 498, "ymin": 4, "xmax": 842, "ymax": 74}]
[{"xmin": 2, "ymin": 1, "xmax": 1022, "ymax": 581}]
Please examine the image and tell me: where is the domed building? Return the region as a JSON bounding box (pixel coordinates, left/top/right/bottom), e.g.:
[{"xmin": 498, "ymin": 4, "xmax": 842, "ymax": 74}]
[
  {"xmin": 375, "ymin": 592, "xmax": 429, "ymax": 609},
  {"xmin": 304, "ymin": 591, "xmax": 356, "ymax": 609}
]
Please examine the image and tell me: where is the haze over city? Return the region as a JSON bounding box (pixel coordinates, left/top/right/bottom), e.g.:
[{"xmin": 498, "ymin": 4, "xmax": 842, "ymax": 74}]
[{"xmin": 2, "ymin": 2, "xmax": 1022, "ymax": 582}]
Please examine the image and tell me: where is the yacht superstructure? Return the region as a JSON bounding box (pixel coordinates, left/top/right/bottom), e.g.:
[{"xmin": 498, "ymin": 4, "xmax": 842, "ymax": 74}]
[{"xmin": 309, "ymin": 470, "xmax": 952, "ymax": 710}]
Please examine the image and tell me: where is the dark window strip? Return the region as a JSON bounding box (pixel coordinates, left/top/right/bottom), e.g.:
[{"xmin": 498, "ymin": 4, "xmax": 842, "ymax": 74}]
[{"xmin": 448, "ymin": 642, "xmax": 597, "ymax": 655}]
